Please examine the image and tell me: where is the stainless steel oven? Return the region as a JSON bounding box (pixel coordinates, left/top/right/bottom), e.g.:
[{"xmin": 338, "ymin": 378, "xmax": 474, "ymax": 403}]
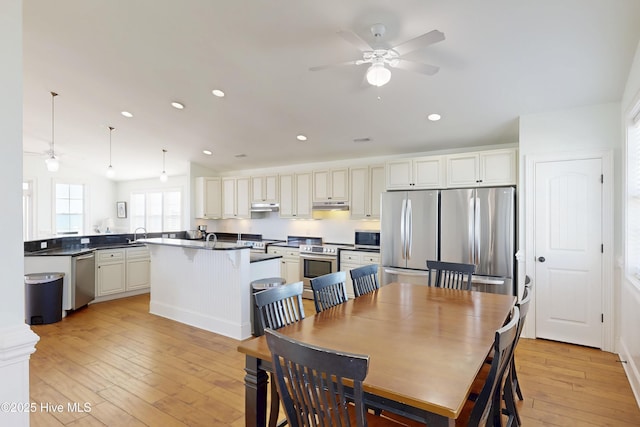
[{"xmin": 299, "ymin": 245, "xmax": 338, "ymax": 299}]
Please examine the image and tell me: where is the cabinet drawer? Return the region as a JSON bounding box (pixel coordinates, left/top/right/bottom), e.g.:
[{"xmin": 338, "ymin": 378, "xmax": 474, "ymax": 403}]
[
  {"xmin": 126, "ymin": 246, "xmax": 150, "ymax": 260},
  {"xmin": 285, "ymin": 250, "xmax": 299, "ymax": 259},
  {"xmin": 362, "ymin": 254, "xmax": 380, "ymax": 264},
  {"xmin": 97, "ymin": 249, "xmax": 125, "ymax": 263},
  {"xmin": 340, "ymin": 252, "xmax": 362, "ymax": 263}
]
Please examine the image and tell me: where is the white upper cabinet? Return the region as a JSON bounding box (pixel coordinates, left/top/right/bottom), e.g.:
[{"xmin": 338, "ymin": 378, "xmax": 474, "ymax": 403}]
[
  {"xmin": 251, "ymin": 174, "xmax": 279, "ymax": 203},
  {"xmin": 279, "ymin": 173, "xmax": 312, "ymax": 219},
  {"xmin": 222, "ymin": 176, "xmax": 251, "ymax": 219},
  {"xmin": 385, "ymin": 156, "xmax": 445, "ymax": 190},
  {"xmin": 446, "ymin": 148, "xmax": 517, "ymax": 187},
  {"xmin": 313, "ymin": 168, "xmax": 349, "ymax": 202},
  {"xmin": 195, "ymin": 177, "xmax": 222, "ymax": 219},
  {"xmin": 350, "ymin": 165, "xmax": 384, "ymax": 219}
]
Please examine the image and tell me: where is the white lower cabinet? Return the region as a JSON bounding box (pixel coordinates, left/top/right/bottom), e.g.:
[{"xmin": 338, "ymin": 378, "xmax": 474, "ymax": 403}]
[
  {"xmin": 339, "ymin": 250, "xmax": 381, "ymax": 299},
  {"xmin": 96, "ymin": 246, "xmax": 150, "ymax": 300},
  {"xmin": 267, "ymin": 246, "xmax": 300, "ymax": 284}
]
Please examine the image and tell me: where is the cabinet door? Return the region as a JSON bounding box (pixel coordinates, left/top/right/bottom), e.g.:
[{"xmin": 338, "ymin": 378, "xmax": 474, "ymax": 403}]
[
  {"xmin": 479, "ymin": 149, "xmax": 517, "ymax": 186},
  {"xmin": 279, "ymin": 174, "xmax": 294, "ymax": 218},
  {"xmin": 294, "ymin": 173, "xmax": 312, "ymax": 218},
  {"xmin": 414, "ymin": 156, "xmax": 445, "ymax": 189},
  {"xmin": 195, "ymin": 177, "xmax": 221, "ymax": 219},
  {"xmin": 312, "ymin": 170, "xmax": 330, "ymax": 201},
  {"xmin": 446, "ymin": 153, "xmax": 480, "ymax": 187},
  {"xmin": 126, "ymin": 258, "xmax": 150, "ymax": 290},
  {"xmin": 385, "ymin": 159, "xmax": 413, "ymax": 189},
  {"xmin": 251, "ymin": 176, "xmax": 265, "ymax": 202},
  {"xmin": 264, "ymin": 175, "xmax": 279, "ymax": 203},
  {"xmin": 284, "ymin": 259, "xmax": 300, "ymax": 284},
  {"xmin": 330, "ymin": 168, "xmax": 349, "ymax": 201},
  {"xmin": 340, "ymin": 263, "xmax": 359, "ymax": 299},
  {"xmin": 97, "ymin": 262, "xmax": 126, "ymax": 295},
  {"xmin": 222, "ymin": 178, "xmax": 236, "ymax": 218},
  {"xmin": 349, "ymin": 167, "xmax": 368, "ymax": 219},
  {"xmin": 369, "ymin": 165, "xmax": 385, "ymax": 218},
  {"xmin": 236, "ymin": 177, "xmax": 251, "ymax": 218}
]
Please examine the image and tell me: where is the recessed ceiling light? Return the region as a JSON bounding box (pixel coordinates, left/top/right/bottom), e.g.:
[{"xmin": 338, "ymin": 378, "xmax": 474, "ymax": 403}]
[
  {"xmin": 121, "ymin": 111, "xmax": 133, "ymax": 118},
  {"xmin": 171, "ymin": 102, "xmax": 185, "ymax": 110},
  {"xmin": 427, "ymin": 113, "xmax": 441, "ymax": 121},
  {"xmin": 296, "ymin": 134, "xmax": 308, "ymax": 141},
  {"xmin": 202, "ymin": 150, "xmax": 212, "ymax": 155},
  {"xmin": 212, "ymin": 89, "xmax": 225, "ymax": 97}
]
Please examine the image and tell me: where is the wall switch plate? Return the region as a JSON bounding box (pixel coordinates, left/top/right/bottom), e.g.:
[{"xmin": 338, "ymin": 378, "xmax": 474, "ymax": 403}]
[
  {"xmin": 40, "ymin": 241, "xmax": 47, "ymax": 249},
  {"xmin": 80, "ymin": 238, "xmax": 90, "ymax": 244}
]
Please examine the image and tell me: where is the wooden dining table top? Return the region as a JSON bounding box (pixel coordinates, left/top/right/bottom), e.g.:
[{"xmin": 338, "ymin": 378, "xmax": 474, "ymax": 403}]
[{"xmin": 237, "ymin": 282, "xmax": 515, "ymax": 420}]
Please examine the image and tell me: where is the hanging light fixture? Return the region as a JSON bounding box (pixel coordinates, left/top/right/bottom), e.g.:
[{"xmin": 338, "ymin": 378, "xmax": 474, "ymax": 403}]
[
  {"xmin": 45, "ymin": 91, "xmax": 60, "ymax": 172},
  {"xmin": 160, "ymin": 149, "xmax": 168, "ymax": 182},
  {"xmin": 366, "ymin": 60, "xmax": 391, "ymax": 87},
  {"xmin": 106, "ymin": 126, "xmax": 116, "ymax": 178}
]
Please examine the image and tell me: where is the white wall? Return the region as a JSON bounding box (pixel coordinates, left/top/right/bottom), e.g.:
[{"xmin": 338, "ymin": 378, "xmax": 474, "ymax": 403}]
[
  {"xmin": 23, "ymin": 155, "xmax": 116, "ymax": 238},
  {"xmin": 619, "ymin": 39, "xmax": 640, "ymax": 404},
  {"xmin": 1, "ymin": 2, "xmax": 40, "ymax": 425}
]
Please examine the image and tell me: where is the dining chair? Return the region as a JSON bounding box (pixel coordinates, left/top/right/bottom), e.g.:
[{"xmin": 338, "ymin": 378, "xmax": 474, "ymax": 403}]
[
  {"xmin": 254, "ymin": 281, "xmax": 306, "ymax": 427},
  {"xmin": 426, "ymin": 260, "xmax": 476, "ymax": 290},
  {"xmin": 502, "ymin": 285, "xmax": 532, "ymax": 425},
  {"xmin": 350, "ymin": 264, "xmax": 380, "ymax": 297},
  {"xmin": 310, "ymin": 271, "xmax": 349, "ymax": 313},
  {"xmin": 264, "ymin": 329, "xmax": 412, "ymax": 427}
]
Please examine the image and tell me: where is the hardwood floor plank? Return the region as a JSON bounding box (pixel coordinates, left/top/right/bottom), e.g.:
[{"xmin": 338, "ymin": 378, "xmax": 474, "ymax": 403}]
[{"xmin": 28, "ymin": 294, "xmax": 640, "ymax": 426}]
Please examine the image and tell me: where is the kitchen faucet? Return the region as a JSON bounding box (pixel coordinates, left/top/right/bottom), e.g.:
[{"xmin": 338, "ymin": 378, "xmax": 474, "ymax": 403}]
[
  {"xmin": 206, "ymin": 232, "xmax": 217, "ymax": 247},
  {"xmin": 133, "ymin": 227, "xmax": 147, "ymax": 242}
]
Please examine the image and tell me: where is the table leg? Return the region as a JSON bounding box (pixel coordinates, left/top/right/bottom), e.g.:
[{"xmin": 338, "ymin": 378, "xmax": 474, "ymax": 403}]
[{"xmin": 244, "ymin": 355, "xmax": 268, "ymax": 427}]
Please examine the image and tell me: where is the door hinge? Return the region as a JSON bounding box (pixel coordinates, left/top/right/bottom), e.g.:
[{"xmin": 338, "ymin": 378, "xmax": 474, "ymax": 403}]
[
  {"xmin": 601, "ymin": 244, "xmax": 604, "ymax": 253},
  {"xmin": 601, "ymin": 313, "xmax": 604, "ymax": 323},
  {"xmin": 601, "ymin": 174, "xmax": 604, "ymax": 184}
]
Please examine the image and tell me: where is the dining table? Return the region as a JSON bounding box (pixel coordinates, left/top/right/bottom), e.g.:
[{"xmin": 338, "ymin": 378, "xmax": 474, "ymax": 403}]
[{"xmin": 237, "ymin": 282, "xmax": 516, "ymax": 426}]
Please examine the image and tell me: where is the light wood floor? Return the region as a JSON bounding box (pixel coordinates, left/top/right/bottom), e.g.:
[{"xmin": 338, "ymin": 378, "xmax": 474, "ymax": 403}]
[{"xmin": 29, "ymin": 294, "xmax": 640, "ymax": 426}]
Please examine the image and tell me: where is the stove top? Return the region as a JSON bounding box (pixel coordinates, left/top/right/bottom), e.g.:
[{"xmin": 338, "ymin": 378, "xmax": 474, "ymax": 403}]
[{"xmin": 299, "ymin": 243, "xmax": 352, "ymax": 255}]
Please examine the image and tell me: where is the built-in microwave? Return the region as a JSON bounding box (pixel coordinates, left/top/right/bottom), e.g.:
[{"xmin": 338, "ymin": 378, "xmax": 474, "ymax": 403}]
[{"xmin": 354, "ymin": 230, "xmax": 380, "ymax": 250}]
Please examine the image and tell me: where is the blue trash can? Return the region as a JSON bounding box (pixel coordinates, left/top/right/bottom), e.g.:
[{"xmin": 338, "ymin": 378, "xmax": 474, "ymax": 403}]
[{"xmin": 25, "ymin": 273, "xmax": 64, "ymax": 325}]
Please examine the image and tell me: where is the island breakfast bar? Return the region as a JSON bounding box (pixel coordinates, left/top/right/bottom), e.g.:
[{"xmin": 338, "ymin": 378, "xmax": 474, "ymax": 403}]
[{"xmin": 141, "ymin": 238, "xmax": 281, "ymax": 340}]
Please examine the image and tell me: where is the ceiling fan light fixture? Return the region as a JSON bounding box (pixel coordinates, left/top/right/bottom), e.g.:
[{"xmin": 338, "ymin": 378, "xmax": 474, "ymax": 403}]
[
  {"xmin": 45, "ymin": 155, "xmax": 59, "ymax": 172},
  {"xmin": 106, "ymin": 126, "xmax": 116, "ymax": 178},
  {"xmin": 366, "ymin": 63, "xmax": 391, "ymax": 87}
]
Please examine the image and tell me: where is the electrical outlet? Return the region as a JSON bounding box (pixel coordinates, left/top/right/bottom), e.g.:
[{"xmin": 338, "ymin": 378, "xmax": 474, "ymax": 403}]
[
  {"xmin": 80, "ymin": 238, "xmax": 90, "ymax": 244},
  {"xmin": 169, "ymin": 233, "xmax": 176, "ymax": 238},
  {"xmin": 162, "ymin": 234, "xmax": 169, "ymax": 238},
  {"xmin": 40, "ymin": 241, "xmax": 47, "ymax": 249}
]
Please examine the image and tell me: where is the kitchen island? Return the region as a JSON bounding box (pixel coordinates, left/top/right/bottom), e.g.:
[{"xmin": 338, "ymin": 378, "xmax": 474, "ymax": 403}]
[{"xmin": 139, "ymin": 238, "xmax": 281, "ymax": 340}]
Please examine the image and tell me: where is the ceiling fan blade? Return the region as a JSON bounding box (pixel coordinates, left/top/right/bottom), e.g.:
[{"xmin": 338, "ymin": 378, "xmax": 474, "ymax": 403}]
[
  {"xmin": 392, "ymin": 29, "xmax": 445, "ymax": 56},
  {"xmin": 309, "ymin": 60, "xmax": 362, "ymax": 72},
  {"xmin": 337, "ymin": 30, "xmax": 373, "ymax": 52},
  {"xmin": 392, "ymin": 59, "xmax": 440, "ymax": 76}
]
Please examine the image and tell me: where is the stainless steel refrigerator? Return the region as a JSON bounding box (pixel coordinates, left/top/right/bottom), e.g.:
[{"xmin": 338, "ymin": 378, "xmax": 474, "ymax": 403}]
[
  {"xmin": 440, "ymin": 187, "xmax": 516, "ymax": 295},
  {"xmin": 381, "ymin": 190, "xmax": 439, "ymax": 285}
]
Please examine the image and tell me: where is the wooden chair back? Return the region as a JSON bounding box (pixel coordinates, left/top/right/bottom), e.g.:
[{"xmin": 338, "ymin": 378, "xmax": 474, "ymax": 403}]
[
  {"xmin": 265, "ymin": 328, "xmax": 370, "ymax": 427},
  {"xmin": 254, "ymin": 281, "xmax": 305, "ymax": 333},
  {"xmin": 310, "ymin": 271, "xmax": 349, "ymax": 313},
  {"xmin": 349, "ymin": 264, "xmax": 380, "ymax": 297},
  {"xmin": 468, "ymin": 306, "xmax": 520, "ymax": 427},
  {"xmin": 426, "ymin": 260, "xmax": 475, "ymax": 290}
]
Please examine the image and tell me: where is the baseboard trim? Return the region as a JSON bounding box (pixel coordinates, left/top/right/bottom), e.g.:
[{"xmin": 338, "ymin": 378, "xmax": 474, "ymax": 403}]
[{"xmin": 618, "ymin": 338, "xmax": 640, "ymax": 408}]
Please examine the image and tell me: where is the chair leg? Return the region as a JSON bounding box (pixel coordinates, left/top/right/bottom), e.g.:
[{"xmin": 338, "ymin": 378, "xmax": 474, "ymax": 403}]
[
  {"xmin": 269, "ymin": 373, "xmax": 287, "ymax": 427},
  {"xmin": 512, "ymin": 362, "xmax": 523, "ymax": 401},
  {"xmin": 502, "ymin": 368, "xmax": 521, "ymax": 427}
]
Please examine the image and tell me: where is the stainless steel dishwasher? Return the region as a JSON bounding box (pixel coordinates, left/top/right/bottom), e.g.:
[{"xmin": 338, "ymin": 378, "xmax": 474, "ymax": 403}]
[{"xmin": 72, "ymin": 252, "xmax": 95, "ymax": 309}]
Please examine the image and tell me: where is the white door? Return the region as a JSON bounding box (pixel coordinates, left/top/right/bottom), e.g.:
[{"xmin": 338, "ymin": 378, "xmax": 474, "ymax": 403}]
[{"xmin": 534, "ymin": 158, "xmax": 602, "ymax": 347}]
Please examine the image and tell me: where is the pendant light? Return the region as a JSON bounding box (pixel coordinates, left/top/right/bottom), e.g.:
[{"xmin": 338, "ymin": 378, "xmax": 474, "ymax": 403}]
[
  {"xmin": 160, "ymin": 149, "xmax": 168, "ymax": 182},
  {"xmin": 45, "ymin": 91, "xmax": 60, "ymax": 172},
  {"xmin": 105, "ymin": 126, "xmax": 116, "ymax": 178}
]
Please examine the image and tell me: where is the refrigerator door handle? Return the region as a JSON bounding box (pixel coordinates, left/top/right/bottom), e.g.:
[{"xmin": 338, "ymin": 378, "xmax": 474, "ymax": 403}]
[
  {"xmin": 400, "ymin": 198, "xmax": 407, "ymax": 260},
  {"xmin": 474, "ymin": 195, "xmax": 480, "ymax": 266},
  {"xmin": 468, "ymin": 196, "xmax": 475, "ymax": 264},
  {"xmin": 406, "ymin": 199, "xmax": 413, "ymax": 260}
]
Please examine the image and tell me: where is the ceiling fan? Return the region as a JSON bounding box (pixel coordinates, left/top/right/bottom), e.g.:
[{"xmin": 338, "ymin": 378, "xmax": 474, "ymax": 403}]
[{"xmin": 310, "ymin": 23, "xmax": 445, "ymax": 87}]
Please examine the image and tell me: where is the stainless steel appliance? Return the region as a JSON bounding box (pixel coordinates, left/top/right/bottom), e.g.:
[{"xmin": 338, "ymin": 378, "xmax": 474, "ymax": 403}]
[
  {"xmin": 299, "ymin": 244, "xmax": 340, "ymax": 299},
  {"xmin": 71, "ymin": 252, "xmax": 95, "ymax": 309},
  {"xmin": 354, "ymin": 230, "xmax": 380, "ymax": 250},
  {"xmin": 440, "ymin": 187, "xmax": 516, "ymax": 295},
  {"xmin": 237, "ymin": 239, "xmax": 284, "ymax": 254},
  {"xmin": 381, "ymin": 190, "xmax": 439, "ymax": 285}
]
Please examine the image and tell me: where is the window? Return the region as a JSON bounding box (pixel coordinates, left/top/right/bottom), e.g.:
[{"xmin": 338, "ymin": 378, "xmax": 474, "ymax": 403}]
[
  {"xmin": 130, "ymin": 189, "xmax": 182, "ymax": 232},
  {"xmin": 23, "ymin": 181, "xmax": 33, "ymax": 240},
  {"xmin": 625, "ymin": 101, "xmax": 640, "ymax": 287},
  {"xmin": 55, "ymin": 183, "xmax": 84, "ymax": 234}
]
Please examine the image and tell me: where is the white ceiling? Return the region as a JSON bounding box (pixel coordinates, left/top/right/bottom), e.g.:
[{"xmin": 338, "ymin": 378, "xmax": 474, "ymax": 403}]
[{"xmin": 22, "ymin": 0, "xmax": 640, "ymax": 181}]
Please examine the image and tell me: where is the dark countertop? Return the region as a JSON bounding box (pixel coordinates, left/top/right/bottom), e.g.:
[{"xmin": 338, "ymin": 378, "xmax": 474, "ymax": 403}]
[
  {"xmin": 24, "ymin": 243, "xmax": 146, "ymax": 257},
  {"xmin": 338, "ymin": 247, "xmax": 380, "ymax": 253},
  {"xmin": 250, "ymin": 253, "xmax": 282, "ymax": 263}
]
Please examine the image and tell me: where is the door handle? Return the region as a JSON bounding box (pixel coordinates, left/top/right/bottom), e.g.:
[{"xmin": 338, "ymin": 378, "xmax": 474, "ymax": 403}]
[{"xmin": 538, "ymin": 256, "xmax": 546, "ymax": 263}]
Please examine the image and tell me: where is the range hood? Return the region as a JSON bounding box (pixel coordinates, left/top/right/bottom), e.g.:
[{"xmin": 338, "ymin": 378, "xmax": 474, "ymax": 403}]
[
  {"xmin": 312, "ymin": 201, "xmax": 350, "ymax": 211},
  {"xmin": 250, "ymin": 202, "xmax": 279, "ymax": 212}
]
